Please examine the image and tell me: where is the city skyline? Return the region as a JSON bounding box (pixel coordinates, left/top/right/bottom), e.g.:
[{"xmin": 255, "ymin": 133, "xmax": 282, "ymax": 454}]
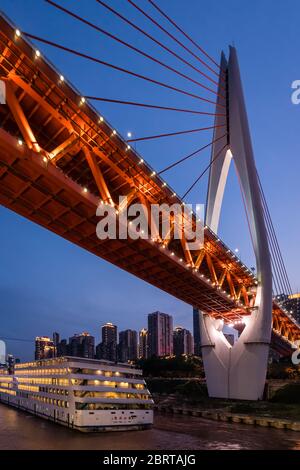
[{"xmin": 3, "ymin": 312, "xmax": 195, "ymax": 362}]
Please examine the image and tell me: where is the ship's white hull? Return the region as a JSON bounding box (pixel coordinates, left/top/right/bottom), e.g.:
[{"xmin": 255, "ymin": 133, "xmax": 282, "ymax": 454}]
[{"xmin": 0, "ymin": 390, "xmax": 153, "ymax": 432}]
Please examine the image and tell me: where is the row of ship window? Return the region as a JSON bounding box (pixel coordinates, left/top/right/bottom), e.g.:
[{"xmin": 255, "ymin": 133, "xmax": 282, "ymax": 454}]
[
  {"xmin": 14, "ymin": 369, "xmax": 68, "ymax": 376},
  {"xmin": 0, "ymin": 382, "xmax": 12, "ymax": 389},
  {"xmin": 73, "ymin": 391, "xmax": 149, "ymax": 399},
  {"xmin": 75, "ymin": 403, "xmax": 152, "ymax": 410},
  {"xmin": 5, "ymin": 378, "xmax": 145, "ymax": 389},
  {"xmin": 17, "ymin": 387, "xmax": 148, "ymax": 400},
  {"xmin": 17, "ymin": 377, "xmax": 69, "ymax": 385},
  {"xmin": 27, "ymin": 394, "xmax": 69, "ymax": 408},
  {"xmin": 0, "ymin": 387, "xmax": 16, "ymax": 396},
  {"xmin": 14, "ymin": 368, "xmax": 140, "ymax": 379}
]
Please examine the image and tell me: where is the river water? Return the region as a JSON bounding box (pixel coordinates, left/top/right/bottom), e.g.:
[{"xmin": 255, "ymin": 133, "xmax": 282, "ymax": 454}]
[{"xmin": 0, "ymin": 403, "xmax": 299, "ymax": 450}]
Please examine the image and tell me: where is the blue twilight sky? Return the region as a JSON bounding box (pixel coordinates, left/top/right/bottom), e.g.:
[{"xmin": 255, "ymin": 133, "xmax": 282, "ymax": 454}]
[{"xmin": 0, "ymin": 0, "xmax": 299, "ymax": 360}]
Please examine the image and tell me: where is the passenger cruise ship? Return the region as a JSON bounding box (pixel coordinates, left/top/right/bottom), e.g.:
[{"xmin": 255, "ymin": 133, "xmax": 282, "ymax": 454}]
[{"xmin": 0, "ymin": 356, "xmax": 153, "ymax": 432}]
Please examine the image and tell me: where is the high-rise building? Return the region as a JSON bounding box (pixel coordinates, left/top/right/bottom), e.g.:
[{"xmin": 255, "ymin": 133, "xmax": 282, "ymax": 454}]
[
  {"xmin": 138, "ymin": 329, "xmax": 148, "ymax": 359},
  {"xmin": 35, "ymin": 336, "xmax": 56, "ymax": 360},
  {"xmin": 53, "ymin": 332, "xmax": 60, "ymax": 348},
  {"xmin": 193, "ymin": 307, "xmax": 202, "ymax": 356},
  {"xmin": 96, "ymin": 323, "xmax": 117, "ymax": 362},
  {"xmin": 148, "ymin": 312, "xmax": 173, "ymax": 357},
  {"xmin": 7, "ymin": 354, "xmax": 15, "ymax": 374},
  {"xmin": 278, "ymin": 293, "xmax": 300, "ymax": 324},
  {"xmin": 173, "ymin": 327, "xmax": 194, "ymax": 356},
  {"xmin": 69, "ymin": 332, "xmax": 95, "ymax": 359},
  {"xmin": 57, "ymin": 339, "xmax": 69, "ymax": 357},
  {"xmin": 118, "ymin": 329, "xmax": 138, "ymax": 362}
]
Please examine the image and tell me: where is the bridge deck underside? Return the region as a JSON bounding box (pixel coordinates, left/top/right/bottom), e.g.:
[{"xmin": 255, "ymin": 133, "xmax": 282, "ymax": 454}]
[{"xmin": 0, "ymin": 130, "xmax": 237, "ymax": 316}]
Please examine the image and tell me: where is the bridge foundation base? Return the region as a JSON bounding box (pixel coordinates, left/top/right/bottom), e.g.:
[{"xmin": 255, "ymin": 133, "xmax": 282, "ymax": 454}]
[{"xmin": 199, "ymin": 312, "xmax": 270, "ymax": 400}]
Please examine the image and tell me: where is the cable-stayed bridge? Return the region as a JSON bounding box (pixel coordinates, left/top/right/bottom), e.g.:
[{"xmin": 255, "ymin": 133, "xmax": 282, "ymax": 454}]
[{"xmin": 0, "ymin": 2, "xmax": 298, "ymax": 399}]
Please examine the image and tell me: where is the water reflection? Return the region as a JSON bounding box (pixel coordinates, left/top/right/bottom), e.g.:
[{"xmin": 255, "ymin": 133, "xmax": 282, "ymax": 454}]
[{"xmin": 0, "ymin": 404, "xmax": 299, "ymax": 450}]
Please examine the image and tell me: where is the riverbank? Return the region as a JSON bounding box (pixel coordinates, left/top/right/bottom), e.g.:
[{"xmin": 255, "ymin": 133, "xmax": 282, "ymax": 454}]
[
  {"xmin": 153, "ymin": 390, "xmax": 300, "ymax": 431},
  {"xmin": 147, "ymin": 377, "xmax": 300, "ymax": 423},
  {"xmin": 155, "ymin": 403, "xmax": 300, "ymax": 431}
]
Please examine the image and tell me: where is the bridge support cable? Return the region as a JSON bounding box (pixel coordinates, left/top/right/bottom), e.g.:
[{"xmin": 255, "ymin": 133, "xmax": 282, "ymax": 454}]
[
  {"xmin": 45, "ymin": 0, "xmax": 223, "ymax": 98},
  {"xmin": 258, "ymin": 179, "xmax": 292, "ymax": 296},
  {"xmin": 262, "ymin": 202, "xmax": 290, "ymax": 296},
  {"xmin": 1, "ymin": 43, "xmax": 185, "ymax": 204},
  {"xmin": 147, "ymin": 0, "xmax": 222, "ymax": 73},
  {"xmin": 95, "ymin": 0, "xmax": 223, "ymax": 90},
  {"xmin": 126, "ymin": 124, "xmax": 226, "ymax": 143},
  {"xmin": 234, "ymin": 165, "xmax": 284, "ymax": 298},
  {"xmin": 84, "ymin": 96, "xmax": 226, "ymax": 116},
  {"xmin": 127, "ymin": 0, "xmax": 222, "ymax": 82},
  {"xmin": 264, "ymin": 212, "xmax": 292, "ymax": 296},
  {"xmin": 157, "ymin": 133, "xmax": 228, "ymax": 176},
  {"xmin": 23, "ymin": 32, "xmax": 224, "ymax": 108},
  {"xmin": 257, "ymin": 174, "xmax": 292, "ymax": 295},
  {"xmin": 181, "ymin": 142, "xmax": 228, "ymax": 199}
]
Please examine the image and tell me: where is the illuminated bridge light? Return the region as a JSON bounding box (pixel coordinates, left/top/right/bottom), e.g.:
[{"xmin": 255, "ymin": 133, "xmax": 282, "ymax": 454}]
[
  {"xmin": 151, "ymin": 171, "xmax": 156, "ymax": 177},
  {"xmin": 59, "ymin": 75, "xmax": 64, "ymax": 82},
  {"xmin": 139, "ymin": 158, "xmax": 143, "ymax": 163},
  {"xmin": 35, "ymin": 49, "xmax": 41, "ymax": 58},
  {"xmin": 126, "ymin": 145, "xmax": 131, "ymax": 151},
  {"xmin": 83, "ymin": 187, "xmax": 88, "ymax": 193},
  {"xmin": 17, "ymin": 139, "xmax": 23, "ymax": 146},
  {"xmin": 112, "ymin": 129, "xmax": 117, "ymax": 135},
  {"xmin": 15, "ymin": 29, "xmax": 21, "ymax": 37}
]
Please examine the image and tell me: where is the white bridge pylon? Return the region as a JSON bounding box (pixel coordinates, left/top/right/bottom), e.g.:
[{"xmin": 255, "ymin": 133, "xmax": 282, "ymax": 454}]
[{"xmin": 198, "ymin": 46, "xmax": 272, "ymax": 400}]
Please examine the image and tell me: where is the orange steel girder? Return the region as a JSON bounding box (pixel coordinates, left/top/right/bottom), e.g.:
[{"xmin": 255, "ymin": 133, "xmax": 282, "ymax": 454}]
[
  {"xmin": 4, "ymin": 79, "xmax": 40, "ymax": 153},
  {"xmin": 50, "ymin": 134, "xmax": 79, "ymax": 163},
  {"xmin": 83, "ymin": 146, "xmax": 112, "ymax": 204}
]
